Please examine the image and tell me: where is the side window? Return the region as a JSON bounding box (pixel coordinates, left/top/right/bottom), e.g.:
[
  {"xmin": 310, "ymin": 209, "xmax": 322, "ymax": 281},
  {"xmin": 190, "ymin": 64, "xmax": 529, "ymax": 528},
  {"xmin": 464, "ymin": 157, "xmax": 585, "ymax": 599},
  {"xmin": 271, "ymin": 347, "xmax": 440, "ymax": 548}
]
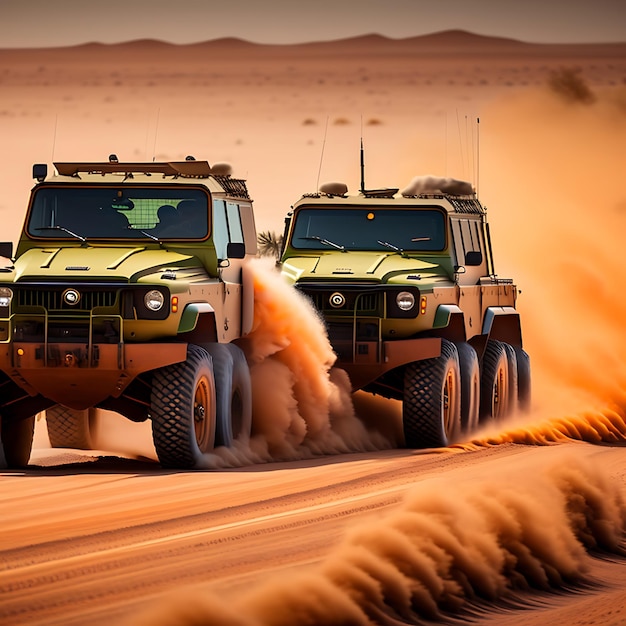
[
  {"xmin": 226, "ymin": 202, "xmax": 244, "ymax": 244},
  {"xmin": 451, "ymin": 218, "xmax": 465, "ymax": 266},
  {"xmin": 213, "ymin": 200, "xmax": 245, "ymax": 258},
  {"xmin": 213, "ymin": 199, "xmax": 229, "ymax": 259},
  {"xmin": 451, "ymin": 217, "xmax": 485, "ymax": 268}
]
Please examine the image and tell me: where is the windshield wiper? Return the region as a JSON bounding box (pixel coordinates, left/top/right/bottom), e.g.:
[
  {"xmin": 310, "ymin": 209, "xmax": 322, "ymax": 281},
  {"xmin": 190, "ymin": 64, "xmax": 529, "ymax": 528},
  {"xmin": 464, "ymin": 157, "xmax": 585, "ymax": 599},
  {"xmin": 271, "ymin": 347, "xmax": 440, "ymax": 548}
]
[
  {"xmin": 302, "ymin": 235, "xmax": 346, "ymax": 252},
  {"xmin": 137, "ymin": 230, "xmax": 161, "ymax": 243},
  {"xmin": 377, "ymin": 239, "xmax": 408, "ymax": 257},
  {"xmin": 36, "ymin": 225, "xmax": 87, "ymax": 243}
]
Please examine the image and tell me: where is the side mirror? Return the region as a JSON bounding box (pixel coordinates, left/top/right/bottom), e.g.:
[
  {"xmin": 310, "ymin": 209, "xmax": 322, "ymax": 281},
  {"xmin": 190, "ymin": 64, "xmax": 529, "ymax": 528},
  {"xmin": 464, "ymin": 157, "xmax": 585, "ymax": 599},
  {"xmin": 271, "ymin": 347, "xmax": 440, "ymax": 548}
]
[
  {"xmin": 465, "ymin": 251, "xmax": 483, "ymax": 266},
  {"xmin": 226, "ymin": 242, "xmax": 246, "ymax": 259},
  {"xmin": 0, "ymin": 242, "xmax": 13, "ymax": 259},
  {"xmin": 454, "ymin": 265, "xmax": 466, "ymax": 274}
]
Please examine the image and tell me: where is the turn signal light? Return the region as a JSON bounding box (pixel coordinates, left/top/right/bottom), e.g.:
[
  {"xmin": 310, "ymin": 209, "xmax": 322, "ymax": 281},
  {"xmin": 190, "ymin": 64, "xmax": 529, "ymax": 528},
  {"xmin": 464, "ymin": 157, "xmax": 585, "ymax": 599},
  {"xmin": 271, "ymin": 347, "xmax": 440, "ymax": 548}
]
[
  {"xmin": 171, "ymin": 296, "xmax": 178, "ymax": 313},
  {"xmin": 420, "ymin": 296, "xmax": 427, "ymax": 315}
]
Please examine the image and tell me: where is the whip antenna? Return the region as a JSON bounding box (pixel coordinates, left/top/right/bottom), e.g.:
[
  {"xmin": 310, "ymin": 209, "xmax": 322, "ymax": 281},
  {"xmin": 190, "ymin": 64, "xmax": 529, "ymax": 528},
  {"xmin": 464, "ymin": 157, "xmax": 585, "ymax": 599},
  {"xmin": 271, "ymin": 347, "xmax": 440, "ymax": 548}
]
[
  {"xmin": 51, "ymin": 114, "xmax": 58, "ymax": 166},
  {"xmin": 360, "ymin": 137, "xmax": 366, "ymax": 193},
  {"xmin": 152, "ymin": 108, "xmax": 161, "ymax": 162},
  {"xmin": 315, "ymin": 116, "xmax": 329, "ymax": 191},
  {"xmin": 476, "ymin": 117, "xmax": 480, "ymax": 196}
]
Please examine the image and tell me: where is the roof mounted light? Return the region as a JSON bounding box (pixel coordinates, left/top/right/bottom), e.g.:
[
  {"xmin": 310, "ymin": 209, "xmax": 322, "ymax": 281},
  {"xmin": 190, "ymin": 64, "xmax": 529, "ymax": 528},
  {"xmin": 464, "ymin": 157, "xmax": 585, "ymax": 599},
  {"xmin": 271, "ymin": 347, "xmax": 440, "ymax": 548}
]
[
  {"xmin": 32, "ymin": 163, "xmax": 47, "ymax": 182},
  {"xmin": 109, "ymin": 154, "xmax": 119, "ymax": 163}
]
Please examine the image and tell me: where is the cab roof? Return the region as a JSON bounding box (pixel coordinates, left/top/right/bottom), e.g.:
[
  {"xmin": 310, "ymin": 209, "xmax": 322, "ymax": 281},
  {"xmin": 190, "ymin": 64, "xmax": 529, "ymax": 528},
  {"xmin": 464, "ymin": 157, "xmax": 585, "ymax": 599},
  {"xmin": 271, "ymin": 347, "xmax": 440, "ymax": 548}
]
[{"xmin": 32, "ymin": 159, "xmax": 251, "ymax": 200}]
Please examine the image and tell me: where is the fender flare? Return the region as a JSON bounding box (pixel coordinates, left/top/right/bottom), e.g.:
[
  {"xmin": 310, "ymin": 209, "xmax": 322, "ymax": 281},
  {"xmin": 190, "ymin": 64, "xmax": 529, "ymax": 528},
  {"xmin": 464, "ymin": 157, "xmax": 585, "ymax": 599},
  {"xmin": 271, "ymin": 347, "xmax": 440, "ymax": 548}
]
[
  {"xmin": 433, "ymin": 304, "xmax": 466, "ymax": 342},
  {"xmin": 177, "ymin": 302, "xmax": 215, "ymax": 333},
  {"xmin": 482, "ymin": 306, "xmax": 522, "ymax": 347}
]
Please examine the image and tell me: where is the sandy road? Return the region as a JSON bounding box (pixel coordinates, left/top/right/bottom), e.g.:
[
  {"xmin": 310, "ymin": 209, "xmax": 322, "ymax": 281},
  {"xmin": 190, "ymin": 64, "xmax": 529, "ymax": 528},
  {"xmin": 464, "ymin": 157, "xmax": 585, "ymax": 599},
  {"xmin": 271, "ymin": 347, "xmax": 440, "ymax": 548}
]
[{"xmin": 1, "ymin": 437, "xmax": 625, "ymax": 626}]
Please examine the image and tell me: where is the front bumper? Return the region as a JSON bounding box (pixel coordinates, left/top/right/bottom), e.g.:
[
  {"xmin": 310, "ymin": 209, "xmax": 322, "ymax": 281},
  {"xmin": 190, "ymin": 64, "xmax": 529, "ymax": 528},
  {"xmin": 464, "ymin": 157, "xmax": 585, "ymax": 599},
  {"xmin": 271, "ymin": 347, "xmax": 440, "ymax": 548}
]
[{"xmin": 0, "ymin": 341, "xmax": 187, "ymax": 409}]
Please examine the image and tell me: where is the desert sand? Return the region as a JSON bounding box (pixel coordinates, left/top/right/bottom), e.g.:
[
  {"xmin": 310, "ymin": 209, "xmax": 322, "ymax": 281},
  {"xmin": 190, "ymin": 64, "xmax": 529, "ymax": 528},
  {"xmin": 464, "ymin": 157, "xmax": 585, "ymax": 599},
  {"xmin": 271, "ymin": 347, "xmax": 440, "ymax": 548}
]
[{"xmin": 0, "ymin": 31, "xmax": 626, "ymax": 625}]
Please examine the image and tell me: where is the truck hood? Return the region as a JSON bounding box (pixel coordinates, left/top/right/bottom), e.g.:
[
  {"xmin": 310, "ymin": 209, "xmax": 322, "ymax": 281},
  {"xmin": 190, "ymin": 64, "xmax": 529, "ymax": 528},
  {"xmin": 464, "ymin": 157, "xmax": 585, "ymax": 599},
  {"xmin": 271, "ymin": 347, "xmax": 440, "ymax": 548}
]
[
  {"xmin": 282, "ymin": 252, "xmax": 445, "ymax": 284},
  {"xmin": 13, "ymin": 246, "xmax": 199, "ymax": 283}
]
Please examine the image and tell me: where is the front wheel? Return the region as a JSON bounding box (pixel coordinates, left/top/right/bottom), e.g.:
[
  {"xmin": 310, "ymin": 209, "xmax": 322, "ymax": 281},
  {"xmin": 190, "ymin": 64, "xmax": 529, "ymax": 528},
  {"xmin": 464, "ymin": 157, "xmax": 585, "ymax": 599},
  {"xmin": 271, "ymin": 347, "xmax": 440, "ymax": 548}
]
[
  {"xmin": 150, "ymin": 344, "xmax": 216, "ymax": 469},
  {"xmin": 403, "ymin": 339, "xmax": 461, "ymax": 448},
  {"xmin": 46, "ymin": 406, "xmax": 98, "ymax": 449},
  {"xmin": 0, "ymin": 415, "xmax": 35, "ymax": 469}
]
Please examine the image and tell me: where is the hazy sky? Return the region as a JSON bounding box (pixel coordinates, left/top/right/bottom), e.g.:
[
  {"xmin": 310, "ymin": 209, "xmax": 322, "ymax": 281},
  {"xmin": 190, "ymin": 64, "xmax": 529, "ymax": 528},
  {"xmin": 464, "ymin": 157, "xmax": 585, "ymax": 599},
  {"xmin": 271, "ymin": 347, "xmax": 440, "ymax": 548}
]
[{"xmin": 2, "ymin": 0, "xmax": 625, "ymax": 47}]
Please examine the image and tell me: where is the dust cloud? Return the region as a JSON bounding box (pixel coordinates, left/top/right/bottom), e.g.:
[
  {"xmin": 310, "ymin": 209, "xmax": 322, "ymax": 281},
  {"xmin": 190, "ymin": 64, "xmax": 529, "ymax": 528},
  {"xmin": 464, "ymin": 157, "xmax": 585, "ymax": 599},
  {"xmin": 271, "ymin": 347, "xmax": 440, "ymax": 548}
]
[
  {"xmin": 130, "ymin": 452, "xmax": 626, "ymax": 626},
  {"xmin": 199, "ymin": 257, "xmax": 390, "ymax": 469},
  {"xmin": 462, "ymin": 80, "xmax": 626, "ymax": 447}
]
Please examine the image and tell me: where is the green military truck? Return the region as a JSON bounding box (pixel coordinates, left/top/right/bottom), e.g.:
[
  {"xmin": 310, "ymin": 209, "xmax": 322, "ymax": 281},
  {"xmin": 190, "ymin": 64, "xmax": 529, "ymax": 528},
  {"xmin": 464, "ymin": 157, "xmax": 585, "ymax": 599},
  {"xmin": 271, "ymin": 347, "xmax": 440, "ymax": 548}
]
[
  {"xmin": 280, "ymin": 175, "xmax": 530, "ymax": 448},
  {"xmin": 0, "ymin": 157, "xmax": 257, "ymax": 469}
]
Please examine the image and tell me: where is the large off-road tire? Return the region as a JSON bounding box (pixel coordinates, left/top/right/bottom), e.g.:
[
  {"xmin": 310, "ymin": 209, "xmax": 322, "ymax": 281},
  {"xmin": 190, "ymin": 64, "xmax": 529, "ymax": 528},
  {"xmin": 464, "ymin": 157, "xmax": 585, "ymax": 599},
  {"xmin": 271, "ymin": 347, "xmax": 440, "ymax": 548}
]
[
  {"xmin": 203, "ymin": 343, "xmax": 252, "ymax": 448},
  {"xmin": 479, "ymin": 340, "xmax": 510, "ymax": 422},
  {"xmin": 456, "ymin": 342, "xmax": 480, "ymax": 436},
  {"xmin": 403, "ymin": 339, "xmax": 461, "ymax": 448},
  {"xmin": 150, "ymin": 344, "xmax": 216, "ymax": 469},
  {"xmin": 46, "ymin": 406, "xmax": 98, "ymax": 449},
  {"xmin": 0, "ymin": 415, "xmax": 35, "ymax": 469},
  {"xmin": 502, "ymin": 343, "xmax": 519, "ymax": 414},
  {"xmin": 515, "ymin": 347, "xmax": 531, "ymax": 411}
]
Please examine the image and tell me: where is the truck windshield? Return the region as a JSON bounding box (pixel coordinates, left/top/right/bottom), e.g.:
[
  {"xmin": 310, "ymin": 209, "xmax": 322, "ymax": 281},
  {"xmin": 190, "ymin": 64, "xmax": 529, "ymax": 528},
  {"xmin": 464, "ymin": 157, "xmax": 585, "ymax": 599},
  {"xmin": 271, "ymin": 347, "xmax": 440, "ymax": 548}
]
[
  {"xmin": 27, "ymin": 187, "xmax": 210, "ymax": 240},
  {"xmin": 290, "ymin": 208, "xmax": 446, "ymax": 252}
]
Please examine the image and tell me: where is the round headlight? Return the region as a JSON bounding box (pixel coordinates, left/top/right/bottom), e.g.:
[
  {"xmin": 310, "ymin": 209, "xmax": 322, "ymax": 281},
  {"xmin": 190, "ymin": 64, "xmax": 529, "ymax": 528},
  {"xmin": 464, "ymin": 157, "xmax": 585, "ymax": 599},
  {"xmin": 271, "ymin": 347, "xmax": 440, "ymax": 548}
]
[
  {"xmin": 144, "ymin": 289, "xmax": 164, "ymax": 311},
  {"xmin": 0, "ymin": 287, "xmax": 13, "ymax": 308},
  {"xmin": 396, "ymin": 291, "xmax": 415, "ymax": 311}
]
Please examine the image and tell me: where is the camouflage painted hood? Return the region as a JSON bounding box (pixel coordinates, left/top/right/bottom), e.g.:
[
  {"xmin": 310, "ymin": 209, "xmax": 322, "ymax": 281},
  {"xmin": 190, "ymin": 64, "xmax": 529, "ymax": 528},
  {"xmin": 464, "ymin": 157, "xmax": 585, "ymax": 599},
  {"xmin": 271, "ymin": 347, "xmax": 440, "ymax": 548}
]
[
  {"xmin": 283, "ymin": 252, "xmax": 446, "ymax": 284},
  {"xmin": 11, "ymin": 246, "xmax": 200, "ymax": 283}
]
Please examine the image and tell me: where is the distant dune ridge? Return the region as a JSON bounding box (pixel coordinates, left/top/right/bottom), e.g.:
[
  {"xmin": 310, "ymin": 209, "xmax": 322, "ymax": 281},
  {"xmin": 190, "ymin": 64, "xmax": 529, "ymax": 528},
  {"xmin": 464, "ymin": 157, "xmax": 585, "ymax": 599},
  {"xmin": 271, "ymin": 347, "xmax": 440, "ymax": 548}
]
[{"xmin": 1, "ymin": 29, "xmax": 625, "ymax": 59}]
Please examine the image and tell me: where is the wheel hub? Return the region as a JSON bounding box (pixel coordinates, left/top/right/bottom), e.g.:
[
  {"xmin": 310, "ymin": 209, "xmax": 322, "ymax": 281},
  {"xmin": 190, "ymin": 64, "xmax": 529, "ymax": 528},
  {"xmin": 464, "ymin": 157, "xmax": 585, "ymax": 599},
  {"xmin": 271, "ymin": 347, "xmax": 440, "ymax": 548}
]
[{"xmin": 194, "ymin": 404, "xmax": 205, "ymax": 422}]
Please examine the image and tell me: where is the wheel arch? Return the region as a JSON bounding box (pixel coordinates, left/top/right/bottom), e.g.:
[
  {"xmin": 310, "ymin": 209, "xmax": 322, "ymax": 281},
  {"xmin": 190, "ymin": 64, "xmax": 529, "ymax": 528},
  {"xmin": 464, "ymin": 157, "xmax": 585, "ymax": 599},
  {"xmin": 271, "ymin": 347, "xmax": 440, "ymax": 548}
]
[
  {"xmin": 482, "ymin": 306, "xmax": 523, "ymax": 347},
  {"xmin": 433, "ymin": 304, "xmax": 467, "ymax": 343},
  {"xmin": 178, "ymin": 303, "xmax": 218, "ymax": 344}
]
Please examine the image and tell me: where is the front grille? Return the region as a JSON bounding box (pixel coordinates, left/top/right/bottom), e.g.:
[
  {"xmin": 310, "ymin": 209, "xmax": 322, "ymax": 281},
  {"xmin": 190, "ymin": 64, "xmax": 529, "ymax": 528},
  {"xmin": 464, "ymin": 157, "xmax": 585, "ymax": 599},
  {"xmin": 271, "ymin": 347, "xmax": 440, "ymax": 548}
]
[
  {"xmin": 15, "ymin": 288, "xmax": 118, "ymax": 313},
  {"xmin": 304, "ymin": 290, "xmax": 382, "ymax": 315}
]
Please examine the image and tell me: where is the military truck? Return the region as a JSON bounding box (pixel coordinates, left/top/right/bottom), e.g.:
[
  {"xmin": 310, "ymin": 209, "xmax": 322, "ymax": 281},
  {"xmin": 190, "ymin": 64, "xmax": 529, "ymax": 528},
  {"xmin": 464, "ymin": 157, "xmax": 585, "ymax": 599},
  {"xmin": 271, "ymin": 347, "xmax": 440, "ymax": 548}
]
[
  {"xmin": 280, "ymin": 174, "xmax": 530, "ymax": 448},
  {"xmin": 0, "ymin": 156, "xmax": 257, "ymax": 469}
]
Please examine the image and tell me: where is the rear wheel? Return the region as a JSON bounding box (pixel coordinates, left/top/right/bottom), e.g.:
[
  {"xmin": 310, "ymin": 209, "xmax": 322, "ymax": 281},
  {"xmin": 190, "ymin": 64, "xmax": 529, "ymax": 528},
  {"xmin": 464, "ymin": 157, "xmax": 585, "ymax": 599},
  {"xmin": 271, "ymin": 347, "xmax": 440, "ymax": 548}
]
[
  {"xmin": 480, "ymin": 340, "xmax": 510, "ymax": 422},
  {"xmin": 150, "ymin": 344, "xmax": 216, "ymax": 469},
  {"xmin": 502, "ymin": 343, "xmax": 519, "ymax": 414},
  {"xmin": 403, "ymin": 339, "xmax": 461, "ymax": 448},
  {"xmin": 203, "ymin": 343, "xmax": 252, "ymax": 448},
  {"xmin": 46, "ymin": 406, "xmax": 98, "ymax": 449},
  {"xmin": 0, "ymin": 415, "xmax": 35, "ymax": 469},
  {"xmin": 515, "ymin": 347, "xmax": 532, "ymax": 411},
  {"xmin": 456, "ymin": 342, "xmax": 480, "ymax": 436}
]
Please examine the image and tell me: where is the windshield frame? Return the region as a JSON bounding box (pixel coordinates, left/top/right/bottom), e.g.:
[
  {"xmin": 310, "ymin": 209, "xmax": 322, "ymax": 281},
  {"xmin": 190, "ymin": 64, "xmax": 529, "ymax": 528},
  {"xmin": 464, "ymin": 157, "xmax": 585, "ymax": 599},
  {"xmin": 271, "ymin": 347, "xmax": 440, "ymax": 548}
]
[{"xmin": 26, "ymin": 183, "xmax": 212, "ymax": 242}]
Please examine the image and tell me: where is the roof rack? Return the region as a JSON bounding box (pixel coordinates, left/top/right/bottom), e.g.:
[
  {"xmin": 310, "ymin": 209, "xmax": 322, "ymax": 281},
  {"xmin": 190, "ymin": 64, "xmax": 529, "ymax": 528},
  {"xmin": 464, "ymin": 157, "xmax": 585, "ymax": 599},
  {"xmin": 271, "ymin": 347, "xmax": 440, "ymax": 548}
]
[{"xmin": 54, "ymin": 161, "xmax": 213, "ymax": 178}]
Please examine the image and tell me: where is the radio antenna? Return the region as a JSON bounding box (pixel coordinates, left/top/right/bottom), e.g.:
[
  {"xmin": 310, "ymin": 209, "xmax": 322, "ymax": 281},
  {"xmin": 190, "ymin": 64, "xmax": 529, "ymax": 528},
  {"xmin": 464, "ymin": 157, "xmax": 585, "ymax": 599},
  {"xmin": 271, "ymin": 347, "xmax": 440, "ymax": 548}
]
[
  {"xmin": 360, "ymin": 137, "xmax": 366, "ymax": 193},
  {"xmin": 476, "ymin": 117, "xmax": 480, "ymax": 196},
  {"xmin": 315, "ymin": 116, "xmax": 329, "ymax": 191},
  {"xmin": 51, "ymin": 114, "xmax": 58, "ymax": 165},
  {"xmin": 151, "ymin": 108, "xmax": 161, "ymax": 162}
]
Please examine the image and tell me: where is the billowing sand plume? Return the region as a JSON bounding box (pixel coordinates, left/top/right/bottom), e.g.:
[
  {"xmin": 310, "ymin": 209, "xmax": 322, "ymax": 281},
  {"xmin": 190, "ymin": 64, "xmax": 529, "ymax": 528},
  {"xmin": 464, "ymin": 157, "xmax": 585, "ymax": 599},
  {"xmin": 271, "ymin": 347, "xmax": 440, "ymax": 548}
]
[
  {"xmin": 443, "ymin": 81, "xmax": 626, "ymax": 451},
  {"xmin": 197, "ymin": 258, "xmax": 390, "ymax": 469},
  {"xmin": 130, "ymin": 453, "xmax": 626, "ymax": 625}
]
